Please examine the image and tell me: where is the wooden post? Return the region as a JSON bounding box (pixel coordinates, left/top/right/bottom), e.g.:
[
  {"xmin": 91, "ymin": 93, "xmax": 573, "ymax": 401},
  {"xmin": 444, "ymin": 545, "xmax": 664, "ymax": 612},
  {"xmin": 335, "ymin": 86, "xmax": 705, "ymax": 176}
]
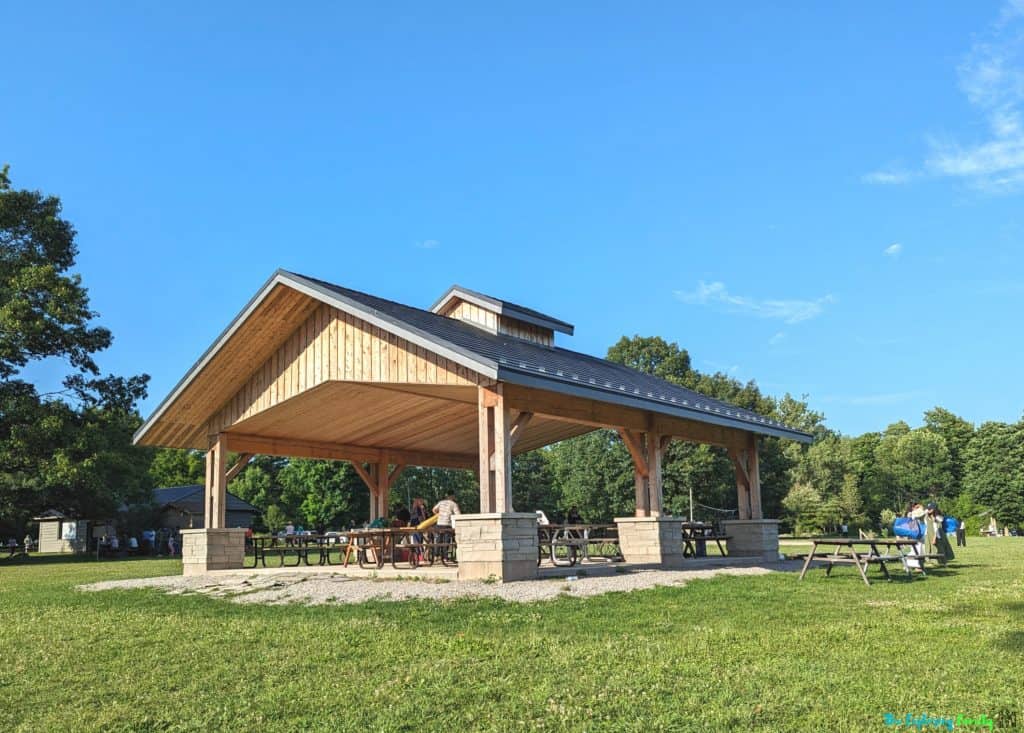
[
  {"xmin": 619, "ymin": 429, "xmax": 650, "ymax": 517},
  {"xmin": 376, "ymin": 459, "xmax": 390, "ymax": 520},
  {"xmin": 206, "ymin": 434, "xmax": 227, "ymax": 529},
  {"xmin": 478, "ymin": 385, "xmax": 511, "ymax": 513},
  {"xmin": 494, "ymin": 402, "xmax": 512, "ymax": 512},
  {"xmin": 747, "ymin": 433, "xmax": 762, "ymax": 520},
  {"xmin": 730, "ymin": 446, "xmax": 752, "ymax": 520},
  {"xmin": 647, "ymin": 431, "xmax": 663, "ymax": 517}
]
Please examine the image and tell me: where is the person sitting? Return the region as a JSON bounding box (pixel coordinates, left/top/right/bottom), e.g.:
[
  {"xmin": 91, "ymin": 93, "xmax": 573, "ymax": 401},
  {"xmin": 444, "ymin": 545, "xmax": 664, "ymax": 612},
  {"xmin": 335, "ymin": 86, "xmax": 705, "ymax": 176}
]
[{"xmin": 394, "ymin": 504, "xmax": 412, "ymax": 526}]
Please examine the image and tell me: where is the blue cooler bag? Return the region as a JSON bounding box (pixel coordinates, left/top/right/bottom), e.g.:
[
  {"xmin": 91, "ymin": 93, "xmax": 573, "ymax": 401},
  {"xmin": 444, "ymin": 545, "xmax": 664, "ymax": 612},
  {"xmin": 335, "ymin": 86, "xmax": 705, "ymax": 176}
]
[
  {"xmin": 943, "ymin": 516, "xmax": 959, "ymax": 535},
  {"xmin": 892, "ymin": 517, "xmax": 924, "ymax": 540}
]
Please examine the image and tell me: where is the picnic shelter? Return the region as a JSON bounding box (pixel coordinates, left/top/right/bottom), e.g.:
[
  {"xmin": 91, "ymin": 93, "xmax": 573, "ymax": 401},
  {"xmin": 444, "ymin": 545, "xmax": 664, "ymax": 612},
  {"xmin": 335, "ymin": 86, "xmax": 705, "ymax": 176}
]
[{"xmin": 134, "ymin": 271, "xmax": 812, "ymax": 580}]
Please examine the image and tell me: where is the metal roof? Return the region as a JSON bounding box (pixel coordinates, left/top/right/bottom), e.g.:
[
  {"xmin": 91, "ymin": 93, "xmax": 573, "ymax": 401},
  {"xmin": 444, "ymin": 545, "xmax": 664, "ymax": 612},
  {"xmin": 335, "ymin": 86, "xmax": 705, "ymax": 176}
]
[
  {"xmin": 288, "ymin": 272, "xmax": 813, "ymax": 443},
  {"xmin": 153, "ymin": 485, "xmax": 258, "ymax": 514},
  {"xmin": 430, "ymin": 284, "xmax": 575, "ymax": 335}
]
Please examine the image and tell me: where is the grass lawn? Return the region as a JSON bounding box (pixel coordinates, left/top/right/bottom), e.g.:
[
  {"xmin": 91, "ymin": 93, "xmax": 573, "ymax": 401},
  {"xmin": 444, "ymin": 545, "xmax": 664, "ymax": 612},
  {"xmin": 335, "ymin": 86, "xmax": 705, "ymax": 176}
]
[{"xmin": 1, "ymin": 539, "xmax": 1022, "ymax": 732}]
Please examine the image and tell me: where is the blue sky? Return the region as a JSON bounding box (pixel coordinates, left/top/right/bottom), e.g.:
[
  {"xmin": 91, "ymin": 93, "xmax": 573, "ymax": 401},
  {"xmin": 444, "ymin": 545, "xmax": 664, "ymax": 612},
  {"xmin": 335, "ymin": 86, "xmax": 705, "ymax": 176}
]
[{"xmin": 4, "ymin": 1, "xmax": 1024, "ymax": 436}]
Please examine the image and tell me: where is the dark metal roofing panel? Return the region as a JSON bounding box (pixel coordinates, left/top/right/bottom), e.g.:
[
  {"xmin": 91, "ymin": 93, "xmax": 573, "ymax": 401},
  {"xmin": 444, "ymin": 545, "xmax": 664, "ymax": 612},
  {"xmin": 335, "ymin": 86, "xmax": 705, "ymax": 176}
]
[
  {"xmin": 290, "ymin": 273, "xmax": 813, "ymax": 443},
  {"xmin": 153, "ymin": 485, "xmax": 259, "ymax": 513}
]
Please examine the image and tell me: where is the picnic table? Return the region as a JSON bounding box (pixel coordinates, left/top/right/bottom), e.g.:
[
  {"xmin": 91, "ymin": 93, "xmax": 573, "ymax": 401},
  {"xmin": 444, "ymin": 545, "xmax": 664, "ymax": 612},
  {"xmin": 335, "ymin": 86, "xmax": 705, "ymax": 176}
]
[
  {"xmin": 537, "ymin": 524, "xmax": 622, "ymax": 567},
  {"xmin": 249, "ymin": 534, "xmax": 349, "ymax": 568},
  {"xmin": 4, "ymin": 543, "xmax": 27, "ymax": 560},
  {"xmin": 680, "ymin": 522, "xmax": 730, "ymax": 558},
  {"xmin": 342, "ymin": 527, "xmax": 457, "ymax": 570},
  {"xmin": 796, "ymin": 538, "xmax": 930, "ymax": 586}
]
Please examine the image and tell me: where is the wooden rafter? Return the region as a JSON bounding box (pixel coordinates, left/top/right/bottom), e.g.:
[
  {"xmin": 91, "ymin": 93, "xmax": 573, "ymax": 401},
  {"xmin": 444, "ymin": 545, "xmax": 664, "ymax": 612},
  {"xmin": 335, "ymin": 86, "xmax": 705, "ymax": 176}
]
[{"xmin": 351, "ymin": 462, "xmax": 376, "ymax": 491}]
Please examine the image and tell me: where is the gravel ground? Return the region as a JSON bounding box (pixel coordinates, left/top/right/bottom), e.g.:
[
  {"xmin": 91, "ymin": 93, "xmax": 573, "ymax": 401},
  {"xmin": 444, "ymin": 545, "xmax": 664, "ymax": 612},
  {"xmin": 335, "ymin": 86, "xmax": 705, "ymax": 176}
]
[{"xmin": 79, "ymin": 563, "xmax": 797, "ymax": 605}]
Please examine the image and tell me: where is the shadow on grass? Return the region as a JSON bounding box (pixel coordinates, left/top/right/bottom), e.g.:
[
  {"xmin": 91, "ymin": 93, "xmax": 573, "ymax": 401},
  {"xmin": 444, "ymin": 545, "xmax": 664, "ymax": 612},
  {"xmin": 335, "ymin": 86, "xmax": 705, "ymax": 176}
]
[{"xmin": 0, "ymin": 554, "xmax": 174, "ymax": 567}]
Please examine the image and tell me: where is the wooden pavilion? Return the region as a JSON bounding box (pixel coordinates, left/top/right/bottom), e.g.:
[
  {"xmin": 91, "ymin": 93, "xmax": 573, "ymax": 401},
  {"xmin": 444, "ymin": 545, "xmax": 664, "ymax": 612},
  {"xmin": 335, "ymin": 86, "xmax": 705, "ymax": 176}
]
[{"xmin": 134, "ymin": 271, "xmax": 812, "ymax": 579}]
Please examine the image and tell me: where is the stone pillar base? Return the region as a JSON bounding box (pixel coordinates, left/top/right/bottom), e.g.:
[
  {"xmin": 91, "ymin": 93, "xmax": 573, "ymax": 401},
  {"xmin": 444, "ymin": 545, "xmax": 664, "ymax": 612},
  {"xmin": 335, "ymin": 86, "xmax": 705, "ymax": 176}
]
[
  {"xmin": 722, "ymin": 519, "xmax": 780, "ymax": 560},
  {"xmin": 180, "ymin": 528, "xmax": 247, "ymax": 575},
  {"xmin": 455, "ymin": 513, "xmax": 538, "ymax": 582},
  {"xmin": 614, "ymin": 516, "xmax": 685, "ymax": 567}
]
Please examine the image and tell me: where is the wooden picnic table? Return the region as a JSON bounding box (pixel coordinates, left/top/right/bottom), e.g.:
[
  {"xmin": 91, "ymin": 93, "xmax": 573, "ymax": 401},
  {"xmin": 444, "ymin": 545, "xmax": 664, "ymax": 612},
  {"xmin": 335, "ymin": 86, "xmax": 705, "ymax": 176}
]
[
  {"xmin": 680, "ymin": 522, "xmax": 730, "ymax": 558},
  {"xmin": 537, "ymin": 524, "xmax": 621, "ymax": 567},
  {"xmin": 797, "ymin": 537, "xmax": 924, "ymax": 586}
]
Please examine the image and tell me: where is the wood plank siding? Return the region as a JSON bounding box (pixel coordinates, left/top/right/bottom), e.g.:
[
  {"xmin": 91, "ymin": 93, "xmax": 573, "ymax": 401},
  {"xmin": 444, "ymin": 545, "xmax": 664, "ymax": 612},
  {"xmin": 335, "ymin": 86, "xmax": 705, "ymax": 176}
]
[
  {"xmin": 440, "ymin": 299, "xmax": 554, "ymax": 346},
  {"xmin": 206, "ymin": 304, "xmax": 488, "ymax": 438}
]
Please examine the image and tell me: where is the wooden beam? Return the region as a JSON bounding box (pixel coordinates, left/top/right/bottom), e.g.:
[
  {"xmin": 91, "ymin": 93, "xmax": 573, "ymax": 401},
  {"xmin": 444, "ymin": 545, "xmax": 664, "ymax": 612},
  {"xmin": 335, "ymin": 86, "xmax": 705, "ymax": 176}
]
[
  {"xmin": 660, "ymin": 434, "xmax": 673, "ymax": 453},
  {"xmin": 503, "ymin": 383, "xmax": 747, "ymax": 450},
  {"xmin": 222, "ymin": 433, "xmax": 477, "ymax": 469},
  {"xmin": 225, "ymin": 453, "xmax": 254, "ymax": 483},
  {"xmin": 508, "ymin": 411, "xmax": 533, "ymax": 449},
  {"xmin": 617, "ymin": 429, "xmax": 649, "ymax": 477},
  {"xmin": 351, "ymin": 462, "xmax": 376, "ymax": 492},
  {"xmin": 388, "ymin": 463, "xmax": 406, "ymax": 485}
]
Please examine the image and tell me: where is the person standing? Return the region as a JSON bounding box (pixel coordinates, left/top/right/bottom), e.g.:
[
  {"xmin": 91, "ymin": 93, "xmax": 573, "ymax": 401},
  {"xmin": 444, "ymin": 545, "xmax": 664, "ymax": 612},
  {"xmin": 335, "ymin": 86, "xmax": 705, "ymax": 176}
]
[
  {"xmin": 956, "ymin": 518, "xmax": 967, "ymax": 548},
  {"xmin": 433, "ymin": 494, "xmax": 461, "ymax": 528},
  {"xmin": 410, "ymin": 498, "xmax": 429, "ymax": 526},
  {"xmin": 926, "ymin": 502, "xmax": 954, "ymax": 565}
]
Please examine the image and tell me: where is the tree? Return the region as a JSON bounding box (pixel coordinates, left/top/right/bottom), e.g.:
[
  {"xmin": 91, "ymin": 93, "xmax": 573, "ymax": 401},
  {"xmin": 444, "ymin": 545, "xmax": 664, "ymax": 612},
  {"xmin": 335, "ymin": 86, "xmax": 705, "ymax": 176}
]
[
  {"xmin": 263, "ymin": 504, "xmax": 286, "ymax": 534},
  {"xmin": 874, "ymin": 428, "xmax": 953, "ymax": 509},
  {"xmin": 148, "ymin": 448, "xmax": 205, "ymax": 488},
  {"xmin": 606, "ymin": 336, "xmax": 692, "ymax": 383},
  {"xmin": 922, "ymin": 407, "xmax": 974, "ymax": 497},
  {"xmin": 782, "ymin": 482, "xmax": 823, "ymax": 534},
  {"xmin": 511, "ymin": 449, "xmax": 557, "ymax": 517},
  {"xmin": 964, "ymin": 421, "xmax": 1024, "ymax": 527},
  {"xmin": 277, "ymin": 459, "xmax": 362, "ymax": 531},
  {"xmin": 0, "ymin": 167, "xmax": 150, "ymax": 529}
]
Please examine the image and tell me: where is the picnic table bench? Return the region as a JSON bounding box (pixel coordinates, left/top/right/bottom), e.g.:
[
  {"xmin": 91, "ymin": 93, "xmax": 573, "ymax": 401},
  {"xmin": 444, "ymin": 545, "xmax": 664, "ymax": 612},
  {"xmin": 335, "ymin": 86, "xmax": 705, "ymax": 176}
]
[
  {"xmin": 796, "ymin": 538, "xmax": 932, "ymax": 586},
  {"xmin": 249, "ymin": 534, "xmax": 349, "ymax": 568},
  {"xmin": 680, "ymin": 522, "xmax": 730, "ymax": 557},
  {"xmin": 537, "ymin": 524, "xmax": 622, "ymax": 567}
]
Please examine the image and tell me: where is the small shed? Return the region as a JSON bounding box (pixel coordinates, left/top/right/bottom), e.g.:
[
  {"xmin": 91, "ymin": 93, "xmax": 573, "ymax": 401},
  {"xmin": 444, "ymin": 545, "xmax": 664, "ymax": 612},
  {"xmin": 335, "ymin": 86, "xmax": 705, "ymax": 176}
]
[{"xmin": 33, "ymin": 511, "xmax": 90, "ymax": 554}]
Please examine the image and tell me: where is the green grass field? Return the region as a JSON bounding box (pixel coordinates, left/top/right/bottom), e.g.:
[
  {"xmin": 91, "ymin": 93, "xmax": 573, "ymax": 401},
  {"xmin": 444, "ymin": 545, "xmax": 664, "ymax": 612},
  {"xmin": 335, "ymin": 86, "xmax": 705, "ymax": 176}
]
[{"xmin": 1, "ymin": 538, "xmax": 1022, "ymax": 732}]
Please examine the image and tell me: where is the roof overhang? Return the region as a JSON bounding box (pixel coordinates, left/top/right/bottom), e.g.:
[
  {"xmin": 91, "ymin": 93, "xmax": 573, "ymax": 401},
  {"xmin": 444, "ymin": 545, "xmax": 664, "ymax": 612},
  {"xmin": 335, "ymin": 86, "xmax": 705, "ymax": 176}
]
[{"xmin": 133, "ymin": 270, "xmax": 500, "ymax": 447}]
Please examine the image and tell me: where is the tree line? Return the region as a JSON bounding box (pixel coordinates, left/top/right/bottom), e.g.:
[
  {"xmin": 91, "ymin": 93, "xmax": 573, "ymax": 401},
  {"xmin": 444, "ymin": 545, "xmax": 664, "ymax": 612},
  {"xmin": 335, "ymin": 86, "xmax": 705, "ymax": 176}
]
[{"xmin": 2, "ymin": 170, "xmax": 1022, "ymax": 537}]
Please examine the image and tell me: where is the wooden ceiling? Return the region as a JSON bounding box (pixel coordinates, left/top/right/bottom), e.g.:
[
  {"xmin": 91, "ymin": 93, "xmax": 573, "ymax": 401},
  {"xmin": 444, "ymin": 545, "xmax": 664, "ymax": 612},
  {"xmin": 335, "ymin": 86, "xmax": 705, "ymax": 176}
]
[{"xmin": 226, "ymin": 381, "xmax": 596, "ymax": 459}]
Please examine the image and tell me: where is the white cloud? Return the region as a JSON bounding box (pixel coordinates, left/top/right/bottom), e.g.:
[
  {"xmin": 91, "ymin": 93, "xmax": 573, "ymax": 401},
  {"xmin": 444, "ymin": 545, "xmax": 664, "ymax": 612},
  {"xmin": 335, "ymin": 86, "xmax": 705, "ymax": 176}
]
[
  {"xmin": 864, "ymin": 2, "xmax": 1024, "ymax": 193},
  {"xmin": 674, "ymin": 281, "xmax": 835, "ymax": 324},
  {"xmin": 414, "ymin": 239, "xmax": 440, "ymax": 249},
  {"xmin": 862, "ymin": 169, "xmax": 913, "ymax": 185},
  {"xmin": 924, "ymin": 2, "xmax": 1024, "ymax": 191},
  {"xmin": 768, "ymin": 331, "xmax": 786, "ymax": 346},
  {"xmin": 884, "ymin": 242, "xmax": 903, "ymax": 257}
]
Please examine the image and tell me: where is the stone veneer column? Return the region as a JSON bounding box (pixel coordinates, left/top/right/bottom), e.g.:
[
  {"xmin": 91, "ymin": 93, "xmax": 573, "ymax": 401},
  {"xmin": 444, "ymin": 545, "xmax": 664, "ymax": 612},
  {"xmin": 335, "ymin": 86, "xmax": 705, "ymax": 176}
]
[
  {"xmin": 180, "ymin": 528, "xmax": 247, "ymax": 575},
  {"xmin": 721, "ymin": 519, "xmax": 780, "ymax": 560},
  {"xmin": 455, "ymin": 513, "xmax": 538, "ymax": 582},
  {"xmin": 614, "ymin": 517, "xmax": 685, "ymax": 567}
]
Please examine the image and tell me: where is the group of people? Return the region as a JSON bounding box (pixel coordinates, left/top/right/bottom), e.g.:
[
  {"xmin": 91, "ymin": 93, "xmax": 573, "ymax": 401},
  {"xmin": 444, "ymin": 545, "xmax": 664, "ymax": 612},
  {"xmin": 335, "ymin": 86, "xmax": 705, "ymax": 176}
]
[
  {"xmin": 389, "ymin": 494, "xmax": 461, "ymax": 529},
  {"xmin": 904, "ymin": 501, "xmax": 956, "ymax": 569},
  {"xmin": 98, "ymin": 528, "xmax": 179, "ymax": 557}
]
